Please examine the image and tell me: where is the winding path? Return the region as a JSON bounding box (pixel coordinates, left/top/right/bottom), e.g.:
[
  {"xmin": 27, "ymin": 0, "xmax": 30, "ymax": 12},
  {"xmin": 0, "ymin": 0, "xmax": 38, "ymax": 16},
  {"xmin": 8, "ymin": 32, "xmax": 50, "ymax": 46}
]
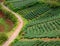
[{"xmin": 1, "ymin": 3, "xmax": 24, "ymax": 46}]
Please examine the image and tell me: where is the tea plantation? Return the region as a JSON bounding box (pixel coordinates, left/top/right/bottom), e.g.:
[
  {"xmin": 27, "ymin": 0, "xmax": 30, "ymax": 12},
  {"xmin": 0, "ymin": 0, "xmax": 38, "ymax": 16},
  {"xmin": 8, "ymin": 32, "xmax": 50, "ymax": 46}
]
[{"xmin": 3, "ymin": 0, "xmax": 60, "ymax": 46}]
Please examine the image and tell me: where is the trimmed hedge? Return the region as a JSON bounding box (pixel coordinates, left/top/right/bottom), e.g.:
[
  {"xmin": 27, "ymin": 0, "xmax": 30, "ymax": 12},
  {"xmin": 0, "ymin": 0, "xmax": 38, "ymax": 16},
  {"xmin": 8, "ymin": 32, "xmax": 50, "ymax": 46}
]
[
  {"xmin": 39, "ymin": 0, "xmax": 60, "ymax": 7},
  {"xmin": 11, "ymin": 40, "xmax": 60, "ymax": 46},
  {"xmin": 5, "ymin": 0, "xmax": 38, "ymax": 11}
]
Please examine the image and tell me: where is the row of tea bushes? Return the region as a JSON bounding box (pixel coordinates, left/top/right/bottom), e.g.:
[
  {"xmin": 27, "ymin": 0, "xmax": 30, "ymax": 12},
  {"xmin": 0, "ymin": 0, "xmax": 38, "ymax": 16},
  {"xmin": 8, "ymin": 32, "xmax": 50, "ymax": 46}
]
[{"xmin": 11, "ymin": 40, "xmax": 60, "ymax": 46}]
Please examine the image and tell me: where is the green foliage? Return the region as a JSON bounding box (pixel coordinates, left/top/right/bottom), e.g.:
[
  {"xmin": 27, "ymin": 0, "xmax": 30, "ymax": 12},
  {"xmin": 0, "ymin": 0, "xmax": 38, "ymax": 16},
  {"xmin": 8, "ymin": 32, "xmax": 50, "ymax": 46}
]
[
  {"xmin": 0, "ymin": 32, "xmax": 8, "ymax": 44},
  {"xmin": 11, "ymin": 40, "xmax": 60, "ymax": 46},
  {"xmin": 17, "ymin": 3, "xmax": 50, "ymax": 20},
  {"xmin": 39, "ymin": 0, "xmax": 60, "ymax": 7},
  {"xmin": 5, "ymin": 0, "xmax": 38, "ymax": 11},
  {"xmin": 5, "ymin": 0, "xmax": 60, "ymax": 39},
  {"xmin": 0, "ymin": 18, "xmax": 10, "ymax": 31},
  {"xmin": 4, "ymin": 0, "xmax": 60, "ymax": 46},
  {"xmin": 22, "ymin": 7, "xmax": 60, "ymax": 38},
  {"xmin": 0, "ymin": 4, "xmax": 2, "ymax": 10},
  {"xmin": 1, "ymin": 8, "xmax": 18, "ymax": 25},
  {"xmin": 0, "ymin": 2, "xmax": 18, "ymax": 45}
]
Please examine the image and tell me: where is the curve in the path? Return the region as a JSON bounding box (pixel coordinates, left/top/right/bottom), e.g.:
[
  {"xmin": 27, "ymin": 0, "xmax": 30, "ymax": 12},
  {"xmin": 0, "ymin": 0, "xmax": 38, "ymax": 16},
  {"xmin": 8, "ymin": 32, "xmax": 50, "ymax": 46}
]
[{"xmin": 1, "ymin": 3, "xmax": 24, "ymax": 46}]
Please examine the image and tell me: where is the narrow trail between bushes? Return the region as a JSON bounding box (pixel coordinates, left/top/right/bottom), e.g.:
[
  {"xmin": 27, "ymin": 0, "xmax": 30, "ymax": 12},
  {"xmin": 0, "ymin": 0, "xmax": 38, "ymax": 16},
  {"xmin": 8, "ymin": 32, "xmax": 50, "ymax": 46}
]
[
  {"xmin": 21, "ymin": 38, "xmax": 60, "ymax": 42},
  {"xmin": 1, "ymin": 3, "xmax": 24, "ymax": 46}
]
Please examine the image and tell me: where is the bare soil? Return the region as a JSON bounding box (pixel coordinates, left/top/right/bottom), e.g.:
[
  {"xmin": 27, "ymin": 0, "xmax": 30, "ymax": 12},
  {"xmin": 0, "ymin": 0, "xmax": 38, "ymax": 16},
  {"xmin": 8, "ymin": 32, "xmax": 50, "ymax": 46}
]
[
  {"xmin": 0, "ymin": 11, "xmax": 14, "ymax": 32},
  {"xmin": 0, "ymin": 24, "xmax": 5, "ymax": 32},
  {"xmin": 0, "ymin": 0, "xmax": 4, "ymax": 2},
  {"xmin": 20, "ymin": 38, "xmax": 60, "ymax": 42},
  {"xmin": 0, "ymin": 11, "xmax": 5, "ymax": 18},
  {"xmin": 6, "ymin": 19, "xmax": 14, "ymax": 31}
]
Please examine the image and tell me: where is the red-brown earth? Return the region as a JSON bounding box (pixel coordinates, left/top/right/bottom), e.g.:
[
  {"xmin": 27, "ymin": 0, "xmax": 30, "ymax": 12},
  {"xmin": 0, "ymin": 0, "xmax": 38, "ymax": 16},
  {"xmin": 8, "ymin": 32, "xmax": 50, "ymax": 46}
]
[
  {"xmin": 0, "ymin": 24, "xmax": 5, "ymax": 32},
  {"xmin": 6, "ymin": 19, "xmax": 14, "ymax": 31},
  {"xmin": 0, "ymin": 11, "xmax": 14, "ymax": 32}
]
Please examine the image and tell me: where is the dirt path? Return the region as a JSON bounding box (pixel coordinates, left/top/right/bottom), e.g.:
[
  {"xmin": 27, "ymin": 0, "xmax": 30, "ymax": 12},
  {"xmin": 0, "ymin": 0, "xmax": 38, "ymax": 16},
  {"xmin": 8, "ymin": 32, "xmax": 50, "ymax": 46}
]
[
  {"xmin": 20, "ymin": 38, "xmax": 60, "ymax": 42},
  {"xmin": 1, "ymin": 3, "xmax": 24, "ymax": 46}
]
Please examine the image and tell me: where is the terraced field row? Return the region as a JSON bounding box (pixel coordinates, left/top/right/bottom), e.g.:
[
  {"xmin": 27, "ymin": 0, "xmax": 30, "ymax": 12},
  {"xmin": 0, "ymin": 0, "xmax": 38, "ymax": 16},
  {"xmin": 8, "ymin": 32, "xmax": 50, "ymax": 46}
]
[
  {"xmin": 5, "ymin": 0, "xmax": 38, "ymax": 11},
  {"xmin": 27, "ymin": 7, "xmax": 60, "ymax": 26},
  {"xmin": 17, "ymin": 3, "xmax": 50, "ymax": 20},
  {"xmin": 12, "ymin": 40, "xmax": 60, "ymax": 46}
]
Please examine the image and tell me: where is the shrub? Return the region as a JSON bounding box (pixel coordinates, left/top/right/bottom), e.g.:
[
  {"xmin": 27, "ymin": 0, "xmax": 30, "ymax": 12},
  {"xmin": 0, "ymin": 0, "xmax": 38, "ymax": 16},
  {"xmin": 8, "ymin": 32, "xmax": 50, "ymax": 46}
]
[{"xmin": 0, "ymin": 32, "xmax": 8, "ymax": 44}]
